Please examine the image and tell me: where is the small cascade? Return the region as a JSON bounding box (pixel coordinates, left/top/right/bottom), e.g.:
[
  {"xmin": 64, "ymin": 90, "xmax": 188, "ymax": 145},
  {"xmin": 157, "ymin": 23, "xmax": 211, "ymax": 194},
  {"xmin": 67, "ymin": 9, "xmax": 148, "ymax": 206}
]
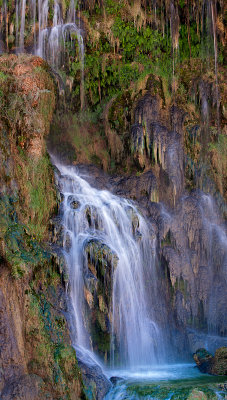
[
  {"xmin": 36, "ymin": 0, "xmax": 84, "ymax": 70},
  {"xmin": 7, "ymin": 0, "xmax": 84, "ymax": 105},
  {"xmin": 55, "ymin": 163, "xmax": 166, "ymax": 368}
]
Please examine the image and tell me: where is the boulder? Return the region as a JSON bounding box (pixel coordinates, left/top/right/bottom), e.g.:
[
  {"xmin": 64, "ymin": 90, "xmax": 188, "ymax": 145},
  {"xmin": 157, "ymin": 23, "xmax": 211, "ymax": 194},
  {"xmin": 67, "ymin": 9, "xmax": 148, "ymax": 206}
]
[
  {"xmin": 193, "ymin": 348, "xmax": 213, "ymax": 373},
  {"xmin": 212, "ymin": 347, "xmax": 227, "ymax": 376},
  {"xmin": 78, "ymin": 359, "xmax": 111, "ymax": 400},
  {"xmin": 194, "ymin": 347, "xmax": 227, "ymax": 376}
]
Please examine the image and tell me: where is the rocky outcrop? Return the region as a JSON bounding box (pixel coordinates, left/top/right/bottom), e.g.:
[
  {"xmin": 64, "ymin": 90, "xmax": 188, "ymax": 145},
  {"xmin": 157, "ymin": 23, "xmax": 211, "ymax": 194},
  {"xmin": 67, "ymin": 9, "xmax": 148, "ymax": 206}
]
[
  {"xmin": 78, "ymin": 359, "xmax": 111, "ymax": 400},
  {"xmin": 84, "ymin": 240, "xmax": 118, "ymax": 360}
]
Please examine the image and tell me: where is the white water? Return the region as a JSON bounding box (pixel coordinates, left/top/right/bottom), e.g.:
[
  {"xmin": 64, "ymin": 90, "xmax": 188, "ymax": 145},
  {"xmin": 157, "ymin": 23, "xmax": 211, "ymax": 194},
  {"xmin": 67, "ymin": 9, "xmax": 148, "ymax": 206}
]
[
  {"xmin": 36, "ymin": 0, "xmax": 84, "ymax": 69},
  {"xmin": 19, "ymin": 0, "xmax": 27, "ymax": 51},
  {"xmin": 104, "ymin": 364, "xmax": 213, "ymax": 400},
  {"xmin": 200, "ymin": 194, "xmax": 227, "ymax": 334},
  {"xmin": 15, "ymin": 0, "xmax": 84, "ymax": 92},
  {"xmin": 55, "ymin": 163, "xmax": 166, "ymax": 368}
]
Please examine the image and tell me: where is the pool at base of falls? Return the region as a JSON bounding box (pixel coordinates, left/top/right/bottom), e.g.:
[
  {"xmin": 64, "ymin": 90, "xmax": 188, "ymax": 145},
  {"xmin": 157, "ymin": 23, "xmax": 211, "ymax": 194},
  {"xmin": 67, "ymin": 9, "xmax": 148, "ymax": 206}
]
[{"xmin": 104, "ymin": 364, "xmax": 227, "ymax": 399}]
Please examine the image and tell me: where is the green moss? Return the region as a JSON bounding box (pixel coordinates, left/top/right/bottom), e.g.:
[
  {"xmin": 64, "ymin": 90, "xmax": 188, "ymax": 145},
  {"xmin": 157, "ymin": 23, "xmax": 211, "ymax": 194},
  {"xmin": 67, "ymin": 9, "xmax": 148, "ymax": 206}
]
[
  {"xmin": 27, "ymin": 285, "xmax": 84, "ymax": 398},
  {"xmin": 14, "ymin": 150, "xmax": 56, "ymax": 240},
  {"xmin": 0, "ymin": 195, "xmax": 50, "ymax": 277}
]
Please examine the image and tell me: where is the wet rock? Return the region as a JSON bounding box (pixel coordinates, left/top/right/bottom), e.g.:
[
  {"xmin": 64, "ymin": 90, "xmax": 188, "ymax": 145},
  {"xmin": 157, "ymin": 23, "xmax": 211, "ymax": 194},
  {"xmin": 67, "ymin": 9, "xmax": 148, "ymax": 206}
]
[
  {"xmin": 49, "ymin": 216, "xmax": 64, "ymax": 247},
  {"xmin": 194, "ymin": 347, "xmax": 227, "ymax": 376},
  {"xmin": 111, "ymin": 170, "xmax": 157, "ymax": 204},
  {"xmin": 84, "ymin": 239, "xmax": 117, "ymax": 360},
  {"xmin": 67, "ymin": 195, "xmax": 80, "ymax": 210},
  {"xmin": 64, "ymin": 232, "xmax": 72, "ymax": 251},
  {"xmin": 78, "ymin": 359, "xmax": 111, "ymax": 400},
  {"xmin": 193, "ymin": 348, "xmax": 213, "ymax": 373},
  {"xmin": 110, "ymin": 376, "xmax": 124, "ymax": 385},
  {"xmin": 187, "ymin": 329, "xmax": 227, "ymax": 355},
  {"xmin": 85, "ymin": 240, "xmax": 119, "ymax": 272}
]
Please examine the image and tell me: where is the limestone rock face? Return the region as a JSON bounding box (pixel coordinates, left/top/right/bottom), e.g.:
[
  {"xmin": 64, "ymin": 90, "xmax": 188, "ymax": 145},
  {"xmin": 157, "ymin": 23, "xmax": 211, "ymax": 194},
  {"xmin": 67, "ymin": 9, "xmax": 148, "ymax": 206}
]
[
  {"xmin": 0, "ymin": 266, "xmax": 27, "ymax": 392},
  {"xmin": 1, "ymin": 374, "xmax": 44, "ymax": 400},
  {"xmin": 84, "ymin": 239, "xmax": 118, "ymax": 361},
  {"xmin": 78, "ymin": 359, "xmax": 112, "ymax": 400}
]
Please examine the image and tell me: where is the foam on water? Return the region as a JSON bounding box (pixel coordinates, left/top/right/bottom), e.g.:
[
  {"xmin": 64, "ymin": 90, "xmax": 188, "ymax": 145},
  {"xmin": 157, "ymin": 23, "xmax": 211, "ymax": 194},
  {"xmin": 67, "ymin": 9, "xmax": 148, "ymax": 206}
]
[{"xmin": 54, "ymin": 162, "xmax": 166, "ymax": 368}]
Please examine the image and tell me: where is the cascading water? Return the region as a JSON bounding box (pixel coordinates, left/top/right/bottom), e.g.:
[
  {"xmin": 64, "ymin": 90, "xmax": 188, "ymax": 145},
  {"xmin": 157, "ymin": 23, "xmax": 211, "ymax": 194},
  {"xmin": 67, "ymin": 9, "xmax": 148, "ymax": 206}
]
[
  {"xmin": 55, "ymin": 162, "xmax": 166, "ymax": 368},
  {"xmin": 19, "ymin": 0, "xmax": 26, "ymax": 52},
  {"xmin": 12, "ymin": 0, "xmax": 85, "ymax": 107},
  {"xmin": 199, "ymin": 194, "xmax": 227, "ymax": 335},
  {"xmin": 14, "ymin": 0, "xmax": 84, "ymax": 93},
  {"xmin": 36, "ymin": 0, "xmax": 84, "ymax": 70}
]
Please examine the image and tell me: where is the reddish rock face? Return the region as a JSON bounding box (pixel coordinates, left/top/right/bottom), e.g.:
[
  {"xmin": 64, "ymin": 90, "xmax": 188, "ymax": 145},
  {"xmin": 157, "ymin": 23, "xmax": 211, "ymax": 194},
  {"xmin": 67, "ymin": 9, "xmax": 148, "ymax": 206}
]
[{"xmin": 0, "ymin": 55, "xmax": 55, "ymax": 159}]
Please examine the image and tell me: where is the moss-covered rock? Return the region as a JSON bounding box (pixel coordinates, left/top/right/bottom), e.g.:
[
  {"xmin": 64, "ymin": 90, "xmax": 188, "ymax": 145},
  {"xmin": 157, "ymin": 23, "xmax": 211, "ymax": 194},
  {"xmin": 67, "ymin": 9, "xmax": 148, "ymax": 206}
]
[
  {"xmin": 194, "ymin": 347, "xmax": 227, "ymax": 376},
  {"xmin": 212, "ymin": 347, "xmax": 227, "ymax": 376}
]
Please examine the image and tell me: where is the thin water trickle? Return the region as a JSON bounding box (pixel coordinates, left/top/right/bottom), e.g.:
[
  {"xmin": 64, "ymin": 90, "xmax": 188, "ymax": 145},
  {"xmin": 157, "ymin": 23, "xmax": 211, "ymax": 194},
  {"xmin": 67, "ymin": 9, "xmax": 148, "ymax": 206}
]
[
  {"xmin": 19, "ymin": 0, "xmax": 27, "ymax": 52},
  {"xmin": 199, "ymin": 194, "xmax": 227, "ymax": 334},
  {"xmin": 54, "ymin": 162, "xmax": 166, "ymax": 368}
]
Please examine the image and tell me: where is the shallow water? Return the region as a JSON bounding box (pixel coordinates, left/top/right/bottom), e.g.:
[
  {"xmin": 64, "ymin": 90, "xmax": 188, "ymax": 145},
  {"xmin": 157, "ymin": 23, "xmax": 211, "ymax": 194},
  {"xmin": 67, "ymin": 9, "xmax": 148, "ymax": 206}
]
[{"xmin": 104, "ymin": 364, "xmax": 227, "ymax": 399}]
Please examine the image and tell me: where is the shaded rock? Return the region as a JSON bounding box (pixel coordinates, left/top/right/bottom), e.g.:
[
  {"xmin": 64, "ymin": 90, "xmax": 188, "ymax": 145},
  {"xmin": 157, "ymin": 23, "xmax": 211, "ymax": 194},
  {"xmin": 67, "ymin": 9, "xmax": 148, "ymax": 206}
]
[
  {"xmin": 212, "ymin": 347, "xmax": 227, "ymax": 376},
  {"xmin": 193, "ymin": 346, "xmax": 227, "ymax": 376},
  {"xmin": 110, "ymin": 376, "xmax": 124, "ymax": 385},
  {"xmin": 193, "ymin": 348, "xmax": 213, "ymax": 373},
  {"xmin": 67, "ymin": 195, "xmax": 80, "ymax": 210},
  {"xmin": 85, "ymin": 240, "xmax": 119, "ymax": 272},
  {"xmin": 1, "ymin": 374, "xmax": 43, "ymax": 400},
  {"xmin": 78, "ymin": 359, "xmax": 111, "ymax": 400}
]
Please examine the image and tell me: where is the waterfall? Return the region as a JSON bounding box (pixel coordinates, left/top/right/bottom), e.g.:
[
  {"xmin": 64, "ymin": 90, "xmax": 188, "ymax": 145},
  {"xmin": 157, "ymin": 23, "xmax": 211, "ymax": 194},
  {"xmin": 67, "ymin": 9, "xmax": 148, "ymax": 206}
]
[
  {"xmin": 19, "ymin": 0, "xmax": 27, "ymax": 52},
  {"xmin": 35, "ymin": 0, "xmax": 84, "ymax": 106},
  {"xmin": 55, "ymin": 163, "xmax": 166, "ymax": 368},
  {"xmin": 16, "ymin": 0, "xmax": 19, "ymax": 49},
  {"xmin": 31, "ymin": 0, "xmax": 36, "ymax": 48},
  {"xmin": 36, "ymin": 0, "xmax": 83, "ymax": 68},
  {"xmin": 200, "ymin": 194, "xmax": 227, "ymax": 335},
  {"xmin": 12, "ymin": 0, "xmax": 84, "ymax": 94}
]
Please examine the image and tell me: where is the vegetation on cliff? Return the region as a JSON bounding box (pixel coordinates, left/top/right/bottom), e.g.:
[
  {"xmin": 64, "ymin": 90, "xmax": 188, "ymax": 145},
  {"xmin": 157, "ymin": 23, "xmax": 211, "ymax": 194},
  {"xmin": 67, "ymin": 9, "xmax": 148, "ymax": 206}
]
[
  {"xmin": 0, "ymin": 55, "xmax": 85, "ymax": 399},
  {"xmin": 0, "ymin": 0, "xmax": 226, "ymax": 398}
]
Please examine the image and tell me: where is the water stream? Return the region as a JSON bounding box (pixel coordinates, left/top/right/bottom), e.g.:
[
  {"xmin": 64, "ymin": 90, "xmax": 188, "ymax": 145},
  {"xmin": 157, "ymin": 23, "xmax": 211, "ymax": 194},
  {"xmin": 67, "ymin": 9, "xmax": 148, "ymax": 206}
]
[
  {"xmin": 55, "ymin": 162, "xmax": 166, "ymax": 368},
  {"xmin": 52, "ymin": 161, "xmax": 227, "ymax": 399}
]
